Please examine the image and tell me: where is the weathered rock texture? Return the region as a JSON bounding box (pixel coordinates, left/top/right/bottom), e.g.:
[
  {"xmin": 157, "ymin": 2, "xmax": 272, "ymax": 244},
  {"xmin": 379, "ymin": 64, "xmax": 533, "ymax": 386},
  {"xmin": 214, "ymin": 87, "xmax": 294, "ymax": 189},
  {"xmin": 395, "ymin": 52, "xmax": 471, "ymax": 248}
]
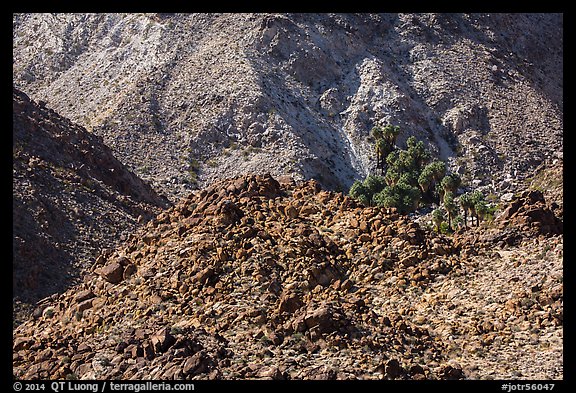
[
  {"xmin": 13, "ymin": 175, "xmax": 562, "ymax": 380},
  {"xmin": 13, "ymin": 88, "xmax": 170, "ymax": 324},
  {"xmin": 12, "ymin": 13, "xmax": 563, "ymax": 200},
  {"xmin": 12, "ymin": 12, "xmax": 563, "ymax": 381}
]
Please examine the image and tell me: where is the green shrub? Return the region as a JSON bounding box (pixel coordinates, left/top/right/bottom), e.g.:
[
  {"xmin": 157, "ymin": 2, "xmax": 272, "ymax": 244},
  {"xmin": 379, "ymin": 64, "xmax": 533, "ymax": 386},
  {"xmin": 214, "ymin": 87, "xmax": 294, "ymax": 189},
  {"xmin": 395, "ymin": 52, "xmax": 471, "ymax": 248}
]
[{"xmin": 439, "ymin": 221, "xmax": 451, "ymax": 234}]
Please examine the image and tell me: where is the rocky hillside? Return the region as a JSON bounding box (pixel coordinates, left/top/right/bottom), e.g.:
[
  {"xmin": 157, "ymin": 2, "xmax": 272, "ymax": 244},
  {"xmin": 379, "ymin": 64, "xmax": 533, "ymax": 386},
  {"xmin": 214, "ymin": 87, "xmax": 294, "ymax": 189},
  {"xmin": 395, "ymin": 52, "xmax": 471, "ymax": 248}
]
[
  {"xmin": 12, "ymin": 13, "xmax": 563, "ymax": 381},
  {"xmin": 13, "ymin": 174, "xmax": 562, "ymax": 380},
  {"xmin": 12, "ymin": 13, "xmax": 563, "ymax": 201},
  {"xmin": 13, "ymin": 88, "xmax": 170, "ymax": 324}
]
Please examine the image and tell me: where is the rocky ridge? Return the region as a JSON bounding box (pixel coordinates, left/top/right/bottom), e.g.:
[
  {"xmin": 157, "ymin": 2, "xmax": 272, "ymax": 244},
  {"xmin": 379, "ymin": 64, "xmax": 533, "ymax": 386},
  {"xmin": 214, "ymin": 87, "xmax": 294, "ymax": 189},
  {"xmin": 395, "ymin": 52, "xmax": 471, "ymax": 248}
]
[
  {"xmin": 13, "ymin": 88, "xmax": 170, "ymax": 324},
  {"xmin": 13, "ymin": 174, "xmax": 562, "ymax": 380},
  {"xmin": 12, "ymin": 13, "xmax": 563, "ymax": 200}
]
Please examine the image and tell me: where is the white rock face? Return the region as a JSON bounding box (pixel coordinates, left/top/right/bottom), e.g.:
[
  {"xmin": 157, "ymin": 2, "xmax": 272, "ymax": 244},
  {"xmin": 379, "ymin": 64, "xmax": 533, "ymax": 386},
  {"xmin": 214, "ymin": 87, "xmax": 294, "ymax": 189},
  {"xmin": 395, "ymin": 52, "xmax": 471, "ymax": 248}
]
[{"xmin": 13, "ymin": 13, "xmax": 563, "ymax": 200}]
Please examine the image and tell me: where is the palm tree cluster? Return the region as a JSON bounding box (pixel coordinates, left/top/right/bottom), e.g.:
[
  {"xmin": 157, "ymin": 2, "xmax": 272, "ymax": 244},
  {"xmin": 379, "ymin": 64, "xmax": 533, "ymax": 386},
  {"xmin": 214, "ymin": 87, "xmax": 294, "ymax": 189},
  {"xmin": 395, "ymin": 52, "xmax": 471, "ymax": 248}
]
[
  {"xmin": 432, "ymin": 190, "xmax": 491, "ymax": 232},
  {"xmin": 351, "ymin": 125, "xmax": 458, "ymax": 214},
  {"xmin": 350, "ymin": 124, "xmax": 494, "ymax": 230}
]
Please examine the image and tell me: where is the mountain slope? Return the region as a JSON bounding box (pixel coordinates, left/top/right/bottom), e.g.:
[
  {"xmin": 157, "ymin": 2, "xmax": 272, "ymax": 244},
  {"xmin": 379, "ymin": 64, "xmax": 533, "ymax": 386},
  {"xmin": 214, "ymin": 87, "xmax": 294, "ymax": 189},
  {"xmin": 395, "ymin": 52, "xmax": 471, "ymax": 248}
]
[
  {"xmin": 13, "ymin": 88, "xmax": 170, "ymax": 323},
  {"xmin": 12, "ymin": 13, "xmax": 563, "ymax": 200},
  {"xmin": 11, "ymin": 13, "xmax": 563, "ymax": 380},
  {"xmin": 13, "ymin": 174, "xmax": 562, "ymax": 379}
]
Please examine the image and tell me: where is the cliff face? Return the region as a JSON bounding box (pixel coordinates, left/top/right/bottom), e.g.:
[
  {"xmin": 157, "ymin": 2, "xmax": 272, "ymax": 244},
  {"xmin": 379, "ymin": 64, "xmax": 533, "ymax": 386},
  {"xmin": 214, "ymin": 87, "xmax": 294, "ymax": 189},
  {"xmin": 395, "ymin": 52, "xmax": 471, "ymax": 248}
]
[
  {"xmin": 13, "ymin": 13, "xmax": 563, "ymax": 200},
  {"xmin": 13, "ymin": 88, "xmax": 169, "ymax": 321}
]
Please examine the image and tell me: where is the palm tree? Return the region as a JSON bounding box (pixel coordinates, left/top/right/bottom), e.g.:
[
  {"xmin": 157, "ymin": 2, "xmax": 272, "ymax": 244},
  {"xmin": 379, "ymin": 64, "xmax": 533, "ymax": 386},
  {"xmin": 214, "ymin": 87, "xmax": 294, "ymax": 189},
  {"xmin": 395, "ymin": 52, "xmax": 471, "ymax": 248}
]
[
  {"xmin": 375, "ymin": 138, "xmax": 390, "ymax": 175},
  {"xmin": 432, "ymin": 208, "xmax": 445, "ymax": 233},
  {"xmin": 418, "ymin": 168, "xmax": 433, "ymax": 194},
  {"xmin": 406, "ymin": 136, "xmax": 430, "ymax": 170},
  {"xmin": 458, "ymin": 193, "xmax": 473, "ymax": 229},
  {"xmin": 470, "ymin": 190, "xmax": 485, "ymax": 227},
  {"xmin": 371, "ymin": 125, "xmax": 384, "ymax": 140},
  {"xmin": 425, "ymin": 160, "xmax": 446, "ymax": 203},
  {"xmin": 439, "ymin": 173, "xmax": 461, "ymax": 202},
  {"xmin": 428, "ymin": 160, "xmax": 446, "ymax": 182},
  {"xmin": 382, "ymin": 124, "xmax": 400, "ymax": 147},
  {"xmin": 371, "ymin": 125, "xmax": 396, "ymax": 175},
  {"xmin": 443, "ymin": 192, "xmax": 458, "ymax": 231},
  {"xmin": 475, "ymin": 201, "xmax": 489, "ymax": 224}
]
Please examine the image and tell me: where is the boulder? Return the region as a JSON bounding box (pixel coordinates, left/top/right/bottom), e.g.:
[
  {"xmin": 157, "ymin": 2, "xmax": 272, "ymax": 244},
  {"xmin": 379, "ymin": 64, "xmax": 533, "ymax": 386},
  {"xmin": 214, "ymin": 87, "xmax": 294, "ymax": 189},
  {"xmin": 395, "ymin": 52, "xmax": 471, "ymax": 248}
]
[
  {"xmin": 74, "ymin": 289, "xmax": 95, "ymax": 303},
  {"xmin": 277, "ymin": 291, "xmax": 303, "ymax": 314},
  {"xmin": 182, "ymin": 351, "xmax": 210, "ymax": 376},
  {"xmin": 303, "ymin": 304, "xmax": 345, "ymax": 336},
  {"xmin": 96, "ymin": 262, "xmax": 123, "ymax": 284},
  {"xmin": 384, "ymin": 358, "xmax": 402, "ymax": 379},
  {"xmin": 284, "ymin": 204, "xmax": 299, "ymax": 219},
  {"xmin": 150, "ymin": 328, "xmax": 176, "ymax": 353},
  {"xmin": 438, "ymin": 364, "xmax": 464, "ymax": 380}
]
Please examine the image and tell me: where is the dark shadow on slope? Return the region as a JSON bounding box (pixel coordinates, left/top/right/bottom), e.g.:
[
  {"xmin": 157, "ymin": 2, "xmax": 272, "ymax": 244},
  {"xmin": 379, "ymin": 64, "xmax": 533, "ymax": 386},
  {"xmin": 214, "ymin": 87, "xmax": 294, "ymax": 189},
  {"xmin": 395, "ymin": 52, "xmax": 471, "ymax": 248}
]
[
  {"xmin": 13, "ymin": 88, "xmax": 170, "ymax": 210},
  {"xmin": 12, "ymin": 88, "xmax": 171, "ymax": 322},
  {"xmin": 12, "ymin": 197, "xmax": 75, "ymax": 305}
]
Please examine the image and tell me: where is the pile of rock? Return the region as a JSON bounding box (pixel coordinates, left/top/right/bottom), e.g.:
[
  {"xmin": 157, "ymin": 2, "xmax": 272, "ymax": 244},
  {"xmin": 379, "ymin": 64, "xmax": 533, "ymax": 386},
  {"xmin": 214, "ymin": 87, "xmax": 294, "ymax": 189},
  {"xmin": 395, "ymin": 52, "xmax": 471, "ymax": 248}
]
[
  {"xmin": 497, "ymin": 189, "xmax": 562, "ymax": 236},
  {"xmin": 14, "ymin": 174, "xmax": 469, "ymax": 380}
]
